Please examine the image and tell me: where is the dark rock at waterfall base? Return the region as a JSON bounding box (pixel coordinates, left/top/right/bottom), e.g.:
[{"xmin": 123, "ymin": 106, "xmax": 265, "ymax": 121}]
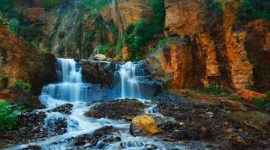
[
  {"xmin": 82, "ymin": 60, "xmax": 116, "ymax": 88},
  {"xmin": 84, "ymin": 99, "xmax": 146, "ymax": 121},
  {"xmin": 46, "ymin": 117, "xmax": 67, "ymax": 136},
  {"xmin": 73, "ymin": 126, "xmax": 118, "ymax": 147},
  {"xmin": 0, "ymin": 112, "xmax": 47, "ymax": 148},
  {"xmin": 50, "ymin": 103, "xmax": 73, "ymax": 114},
  {"xmin": 22, "ymin": 145, "xmax": 42, "ymax": 150},
  {"xmin": 27, "ymin": 53, "xmax": 58, "ymax": 95}
]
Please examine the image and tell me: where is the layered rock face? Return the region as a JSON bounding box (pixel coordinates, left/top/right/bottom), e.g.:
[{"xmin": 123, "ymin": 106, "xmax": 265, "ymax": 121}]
[
  {"xmin": 149, "ymin": 0, "xmax": 270, "ymax": 91},
  {"xmin": 0, "ymin": 23, "xmax": 57, "ymax": 95}
]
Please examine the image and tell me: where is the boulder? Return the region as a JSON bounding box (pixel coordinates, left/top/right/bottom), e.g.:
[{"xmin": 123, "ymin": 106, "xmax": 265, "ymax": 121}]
[
  {"xmin": 130, "ymin": 114, "xmax": 159, "ymax": 136},
  {"xmin": 50, "ymin": 103, "xmax": 73, "ymax": 115},
  {"xmin": 94, "ymin": 54, "xmax": 107, "ymax": 61},
  {"xmin": 84, "ymin": 99, "xmax": 145, "ymax": 121},
  {"xmin": 82, "ymin": 60, "xmax": 115, "ymax": 88}
]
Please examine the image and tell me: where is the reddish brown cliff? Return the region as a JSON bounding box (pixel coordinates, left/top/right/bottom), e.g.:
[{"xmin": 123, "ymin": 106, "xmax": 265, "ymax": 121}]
[{"xmin": 148, "ymin": 0, "xmax": 270, "ymax": 91}]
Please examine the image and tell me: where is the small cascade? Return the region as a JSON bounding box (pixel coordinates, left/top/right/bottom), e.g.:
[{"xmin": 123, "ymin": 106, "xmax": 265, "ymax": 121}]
[
  {"xmin": 114, "ymin": 62, "xmax": 145, "ymax": 99},
  {"xmin": 40, "ymin": 58, "xmax": 93, "ymax": 105}
]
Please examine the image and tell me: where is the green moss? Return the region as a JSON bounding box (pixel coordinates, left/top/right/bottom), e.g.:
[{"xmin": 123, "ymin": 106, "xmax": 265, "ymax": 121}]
[
  {"xmin": 0, "ymin": 100, "xmax": 18, "ymax": 132},
  {"xmin": 237, "ymin": 0, "xmax": 270, "ymax": 21}
]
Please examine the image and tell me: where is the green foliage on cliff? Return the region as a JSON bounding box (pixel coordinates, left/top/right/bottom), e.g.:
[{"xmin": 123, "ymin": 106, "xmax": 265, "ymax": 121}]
[
  {"xmin": 99, "ymin": 43, "xmax": 113, "ymax": 54},
  {"xmin": 0, "ymin": 0, "xmax": 13, "ymax": 11},
  {"xmin": 43, "ymin": 0, "xmax": 69, "ymax": 10},
  {"xmin": 12, "ymin": 80, "xmax": 32, "ymax": 93},
  {"xmin": 150, "ymin": 0, "xmax": 165, "ymax": 34},
  {"xmin": 83, "ymin": 0, "xmax": 111, "ymax": 10},
  {"xmin": 124, "ymin": 19, "xmax": 153, "ymax": 61},
  {"xmin": 238, "ymin": 0, "xmax": 270, "ymax": 21},
  {"xmin": 0, "ymin": 100, "xmax": 18, "ymax": 132},
  {"xmin": 8, "ymin": 18, "xmax": 19, "ymax": 34}
]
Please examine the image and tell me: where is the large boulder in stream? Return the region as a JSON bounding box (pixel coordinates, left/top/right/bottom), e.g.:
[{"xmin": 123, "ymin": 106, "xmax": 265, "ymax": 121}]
[
  {"xmin": 130, "ymin": 114, "xmax": 159, "ymax": 136},
  {"xmin": 84, "ymin": 99, "xmax": 146, "ymax": 121},
  {"xmin": 82, "ymin": 60, "xmax": 116, "ymax": 88}
]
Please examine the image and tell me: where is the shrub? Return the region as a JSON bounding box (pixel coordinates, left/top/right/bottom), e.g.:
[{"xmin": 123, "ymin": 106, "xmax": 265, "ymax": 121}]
[
  {"xmin": 157, "ymin": 39, "xmax": 169, "ymax": 47},
  {"xmin": 83, "ymin": 0, "xmax": 111, "ymax": 10},
  {"xmin": 237, "ymin": 0, "xmax": 270, "ymax": 21},
  {"xmin": 12, "ymin": 80, "xmax": 31, "ymax": 93},
  {"xmin": 124, "ymin": 19, "xmax": 153, "ymax": 61},
  {"xmin": 252, "ymin": 97, "xmax": 268, "ymax": 110},
  {"xmin": 194, "ymin": 85, "xmax": 232, "ymax": 97},
  {"xmin": 149, "ymin": 0, "xmax": 165, "ymax": 34},
  {"xmin": 0, "ymin": 100, "xmax": 18, "ymax": 132},
  {"xmin": 43, "ymin": 0, "xmax": 69, "ymax": 10},
  {"xmin": 0, "ymin": 0, "xmax": 13, "ymax": 11},
  {"xmin": 8, "ymin": 18, "xmax": 19, "ymax": 34},
  {"xmin": 99, "ymin": 43, "xmax": 113, "ymax": 54}
]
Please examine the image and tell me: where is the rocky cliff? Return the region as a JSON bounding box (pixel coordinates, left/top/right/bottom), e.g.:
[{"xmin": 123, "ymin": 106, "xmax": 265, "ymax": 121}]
[
  {"xmin": 148, "ymin": 0, "xmax": 270, "ymax": 92},
  {"xmin": 0, "ymin": 22, "xmax": 57, "ymax": 95},
  {"xmin": 2, "ymin": 0, "xmax": 270, "ymax": 92}
]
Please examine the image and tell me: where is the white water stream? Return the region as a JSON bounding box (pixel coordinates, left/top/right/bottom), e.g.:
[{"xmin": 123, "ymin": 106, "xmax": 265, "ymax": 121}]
[{"xmin": 5, "ymin": 58, "xmax": 187, "ymax": 150}]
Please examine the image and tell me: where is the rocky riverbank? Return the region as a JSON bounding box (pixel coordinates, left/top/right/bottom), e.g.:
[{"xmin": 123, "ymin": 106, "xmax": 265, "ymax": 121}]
[{"xmin": 1, "ymin": 91, "xmax": 269, "ymax": 150}]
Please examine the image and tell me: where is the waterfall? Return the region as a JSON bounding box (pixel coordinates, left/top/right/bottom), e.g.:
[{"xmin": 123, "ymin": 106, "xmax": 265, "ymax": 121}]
[
  {"xmin": 40, "ymin": 58, "xmax": 92, "ymax": 105},
  {"xmin": 114, "ymin": 62, "xmax": 145, "ymax": 99}
]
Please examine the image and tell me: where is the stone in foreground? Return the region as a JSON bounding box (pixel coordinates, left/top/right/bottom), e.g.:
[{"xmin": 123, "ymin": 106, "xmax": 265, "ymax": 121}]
[{"xmin": 130, "ymin": 114, "xmax": 159, "ymax": 136}]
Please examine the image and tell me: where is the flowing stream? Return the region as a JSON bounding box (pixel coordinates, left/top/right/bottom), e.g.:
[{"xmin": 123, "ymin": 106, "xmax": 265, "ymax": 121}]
[{"xmin": 6, "ymin": 58, "xmax": 186, "ymax": 150}]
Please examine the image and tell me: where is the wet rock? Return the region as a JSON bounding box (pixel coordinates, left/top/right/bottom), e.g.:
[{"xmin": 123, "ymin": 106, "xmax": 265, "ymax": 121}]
[
  {"xmin": 73, "ymin": 126, "xmax": 117, "ymax": 147},
  {"xmin": 84, "ymin": 99, "xmax": 145, "ymax": 121},
  {"xmin": 50, "ymin": 103, "xmax": 73, "ymax": 115},
  {"xmin": 95, "ymin": 135, "xmax": 121, "ymax": 149},
  {"xmin": 120, "ymin": 141, "xmax": 144, "ymax": 149},
  {"xmin": 46, "ymin": 117, "xmax": 67, "ymax": 136},
  {"xmin": 22, "ymin": 145, "xmax": 41, "ymax": 150},
  {"xmin": 145, "ymin": 144, "xmax": 158, "ymax": 150},
  {"xmin": 130, "ymin": 114, "xmax": 159, "ymax": 136},
  {"xmin": 82, "ymin": 60, "xmax": 115, "ymax": 88}
]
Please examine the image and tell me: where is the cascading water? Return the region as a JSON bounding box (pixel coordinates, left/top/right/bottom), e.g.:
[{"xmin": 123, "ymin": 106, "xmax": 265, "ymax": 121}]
[
  {"xmin": 6, "ymin": 58, "xmax": 187, "ymax": 150},
  {"xmin": 115, "ymin": 62, "xmax": 142, "ymax": 99},
  {"xmin": 40, "ymin": 58, "xmax": 86, "ymax": 104}
]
